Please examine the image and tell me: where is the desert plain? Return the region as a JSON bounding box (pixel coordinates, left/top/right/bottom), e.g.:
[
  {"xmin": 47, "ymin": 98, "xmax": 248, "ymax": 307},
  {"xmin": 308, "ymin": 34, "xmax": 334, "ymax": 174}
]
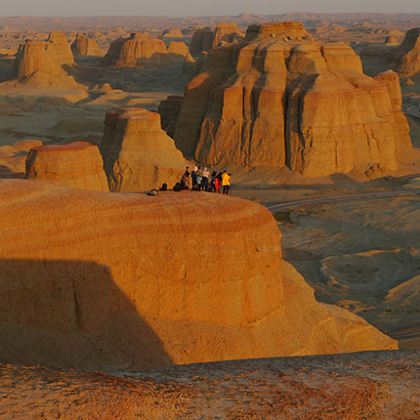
[{"xmin": 0, "ymin": 10, "xmax": 419, "ymax": 418}]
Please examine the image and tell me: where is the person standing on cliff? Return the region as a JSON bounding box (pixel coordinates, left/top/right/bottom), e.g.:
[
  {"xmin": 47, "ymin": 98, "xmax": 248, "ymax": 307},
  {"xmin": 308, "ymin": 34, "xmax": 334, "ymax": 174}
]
[{"xmin": 221, "ymin": 170, "xmax": 231, "ymax": 195}]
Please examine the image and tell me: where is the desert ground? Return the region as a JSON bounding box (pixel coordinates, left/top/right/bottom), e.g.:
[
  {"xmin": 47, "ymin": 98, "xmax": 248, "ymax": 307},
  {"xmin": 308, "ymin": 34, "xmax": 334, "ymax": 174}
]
[{"xmin": 0, "ymin": 12, "xmax": 419, "ymax": 417}]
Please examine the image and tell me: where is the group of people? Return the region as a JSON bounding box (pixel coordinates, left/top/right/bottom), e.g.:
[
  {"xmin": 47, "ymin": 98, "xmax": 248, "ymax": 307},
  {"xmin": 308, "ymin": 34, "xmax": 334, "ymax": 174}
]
[{"xmin": 173, "ymin": 166, "xmax": 232, "ymax": 195}]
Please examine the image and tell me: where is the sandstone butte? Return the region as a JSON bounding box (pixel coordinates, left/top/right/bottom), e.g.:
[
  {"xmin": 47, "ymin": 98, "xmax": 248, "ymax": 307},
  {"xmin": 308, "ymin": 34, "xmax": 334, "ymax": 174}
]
[
  {"xmin": 0, "ymin": 179, "xmax": 396, "ymax": 370},
  {"xmin": 0, "ymin": 352, "xmax": 418, "ymax": 418},
  {"xmin": 392, "ymin": 27, "xmax": 420, "ymax": 77},
  {"xmin": 103, "ymin": 33, "xmax": 168, "ymax": 66},
  {"xmin": 9, "ymin": 32, "xmax": 87, "ymax": 99},
  {"xmin": 25, "ymin": 141, "xmax": 109, "ymax": 192},
  {"xmin": 189, "ymin": 23, "xmax": 244, "ymax": 56},
  {"xmin": 71, "ymin": 33, "xmax": 103, "ymax": 57},
  {"xmin": 99, "ymin": 108, "xmax": 187, "ymax": 192},
  {"xmin": 171, "ymin": 22, "xmax": 412, "ymax": 177}
]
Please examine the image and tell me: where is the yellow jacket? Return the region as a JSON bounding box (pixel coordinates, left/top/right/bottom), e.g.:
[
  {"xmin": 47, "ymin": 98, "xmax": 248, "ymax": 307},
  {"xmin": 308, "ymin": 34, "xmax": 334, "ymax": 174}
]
[{"xmin": 221, "ymin": 173, "xmax": 231, "ymax": 186}]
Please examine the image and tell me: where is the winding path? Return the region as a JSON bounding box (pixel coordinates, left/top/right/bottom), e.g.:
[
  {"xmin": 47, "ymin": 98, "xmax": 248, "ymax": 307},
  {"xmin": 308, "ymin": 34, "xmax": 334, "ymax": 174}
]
[{"xmin": 266, "ymin": 188, "xmax": 420, "ymax": 213}]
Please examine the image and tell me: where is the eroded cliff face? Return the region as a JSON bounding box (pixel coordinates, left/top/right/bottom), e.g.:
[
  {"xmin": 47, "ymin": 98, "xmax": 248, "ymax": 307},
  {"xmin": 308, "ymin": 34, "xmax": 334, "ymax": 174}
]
[
  {"xmin": 172, "ymin": 22, "xmax": 411, "ymax": 177},
  {"xmin": 0, "ymin": 180, "xmax": 396, "ymax": 370},
  {"xmin": 25, "ymin": 142, "xmax": 109, "ymax": 192},
  {"xmin": 99, "ymin": 108, "xmax": 187, "ymax": 192}
]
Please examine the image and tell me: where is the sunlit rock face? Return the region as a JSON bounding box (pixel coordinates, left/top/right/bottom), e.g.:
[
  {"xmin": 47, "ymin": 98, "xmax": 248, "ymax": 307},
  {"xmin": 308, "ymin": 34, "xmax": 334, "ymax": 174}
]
[
  {"xmin": 173, "ymin": 22, "xmax": 411, "ymax": 176},
  {"xmin": 99, "ymin": 107, "xmax": 187, "ymax": 192},
  {"xmin": 25, "ymin": 141, "xmax": 109, "ymax": 192}
]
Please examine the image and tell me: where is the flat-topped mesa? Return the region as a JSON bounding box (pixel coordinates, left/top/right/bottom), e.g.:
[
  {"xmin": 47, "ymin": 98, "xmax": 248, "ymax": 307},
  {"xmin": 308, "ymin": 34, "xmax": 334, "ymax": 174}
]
[
  {"xmin": 25, "ymin": 141, "xmax": 108, "ymax": 192},
  {"xmin": 172, "ymin": 22, "xmax": 411, "ymax": 177},
  {"xmin": 46, "ymin": 31, "xmax": 74, "ymax": 66},
  {"xmin": 392, "ymin": 27, "xmax": 420, "ymax": 76},
  {"xmin": 99, "ymin": 108, "xmax": 187, "ymax": 192},
  {"xmin": 0, "ymin": 179, "xmax": 396, "ymax": 370},
  {"xmin": 103, "ymin": 32, "xmax": 167, "ymax": 67},
  {"xmin": 71, "ymin": 33, "xmax": 103, "ymax": 57},
  {"xmin": 189, "ymin": 23, "xmax": 244, "ymax": 56},
  {"xmin": 246, "ymin": 22, "xmax": 311, "ymax": 41}
]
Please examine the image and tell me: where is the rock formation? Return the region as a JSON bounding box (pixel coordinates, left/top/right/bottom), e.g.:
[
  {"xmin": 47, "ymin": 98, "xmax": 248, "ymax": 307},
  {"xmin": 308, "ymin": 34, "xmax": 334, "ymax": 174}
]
[
  {"xmin": 158, "ymin": 95, "xmax": 183, "ymax": 138},
  {"xmin": 9, "ymin": 33, "xmax": 87, "ymax": 100},
  {"xmin": 14, "ymin": 40, "xmax": 62, "ymax": 81},
  {"xmin": 99, "ymin": 108, "xmax": 187, "ymax": 191},
  {"xmin": 0, "ymin": 352, "xmax": 418, "ymax": 418},
  {"xmin": 0, "ymin": 179, "xmax": 396, "ymax": 370},
  {"xmin": 103, "ymin": 33, "xmax": 167, "ymax": 66},
  {"xmin": 189, "ymin": 23, "xmax": 243, "ymax": 56},
  {"xmin": 385, "ymin": 35, "xmax": 399, "ymax": 45},
  {"xmin": 165, "ymin": 41, "xmax": 195, "ymax": 65},
  {"xmin": 45, "ymin": 31, "xmax": 74, "ymax": 67},
  {"xmin": 25, "ymin": 142, "xmax": 109, "ymax": 192},
  {"xmin": 392, "ymin": 27, "xmax": 420, "ymax": 77},
  {"xmin": 173, "ymin": 22, "xmax": 412, "ymax": 176},
  {"xmin": 71, "ymin": 33, "xmax": 103, "ymax": 57},
  {"xmin": 374, "ymin": 71, "xmax": 412, "ymax": 157}
]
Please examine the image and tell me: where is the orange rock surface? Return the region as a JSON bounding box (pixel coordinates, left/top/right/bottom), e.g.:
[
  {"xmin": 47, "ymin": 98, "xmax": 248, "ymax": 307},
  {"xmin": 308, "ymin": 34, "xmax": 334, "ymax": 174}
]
[
  {"xmin": 25, "ymin": 141, "xmax": 108, "ymax": 192},
  {"xmin": 173, "ymin": 22, "xmax": 412, "ymax": 176},
  {"xmin": 45, "ymin": 31, "xmax": 74, "ymax": 67},
  {"xmin": 99, "ymin": 108, "xmax": 187, "ymax": 191},
  {"xmin": 0, "ymin": 180, "xmax": 396, "ymax": 370},
  {"xmin": 1, "ymin": 352, "xmax": 418, "ymax": 418},
  {"xmin": 103, "ymin": 33, "xmax": 168, "ymax": 66},
  {"xmin": 71, "ymin": 33, "xmax": 103, "ymax": 57}
]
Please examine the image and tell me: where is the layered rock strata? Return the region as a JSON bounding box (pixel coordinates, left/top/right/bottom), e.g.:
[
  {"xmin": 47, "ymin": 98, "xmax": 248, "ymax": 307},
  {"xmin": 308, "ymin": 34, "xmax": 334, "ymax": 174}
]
[
  {"xmin": 71, "ymin": 33, "xmax": 103, "ymax": 57},
  {"xmin": 25, "ymin": 142, "xmax": 108, "ymax": 192},
  {"xmin": 103, "ymin": 33, "xmax": 167, "ymax": 66},
  {"xmin": 173, "ymin": 22, "xmax": 411, "ymax": 176},
  {"xmin": 99, "ymin": 108, "xmax": 187, "ymax": 191},
  {"xmin": 0, "ymin": 180, "xmax": 396, "ymax": 370}
]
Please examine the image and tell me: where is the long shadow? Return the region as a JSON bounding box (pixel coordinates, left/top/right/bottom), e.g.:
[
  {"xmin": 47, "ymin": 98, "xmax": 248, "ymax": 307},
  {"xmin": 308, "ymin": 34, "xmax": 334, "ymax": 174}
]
[
  {"xmin": 0, "ymin": 259, "xmax": 172, "ymax": 371},
  {"xmin": 0, "ymin": 165, "xmax": 24, "ymax": 179}
]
